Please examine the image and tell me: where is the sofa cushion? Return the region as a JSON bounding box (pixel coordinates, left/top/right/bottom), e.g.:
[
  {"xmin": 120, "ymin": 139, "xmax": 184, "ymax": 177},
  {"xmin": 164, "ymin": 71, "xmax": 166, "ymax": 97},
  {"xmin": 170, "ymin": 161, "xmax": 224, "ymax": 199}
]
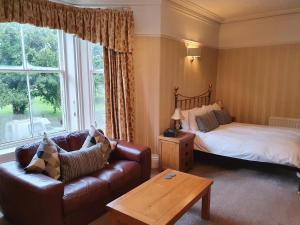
[
  {"xmin": 66, "ymin": 131, "xmax": 89, "ymax": 151},
  {"xmin": 52, "ymin": 136, "xmax": 70, "ymax": 151},
  {"xmin": 92, "ymin": 160, "xmax": 141, "ymax": 194},
  {"xmin": 16, "ymin": 142, "xmax": 40, "ymax": 168},
  {"xmin": 63, "ymin": 176, "xmax": 109, "ymax": 214}
]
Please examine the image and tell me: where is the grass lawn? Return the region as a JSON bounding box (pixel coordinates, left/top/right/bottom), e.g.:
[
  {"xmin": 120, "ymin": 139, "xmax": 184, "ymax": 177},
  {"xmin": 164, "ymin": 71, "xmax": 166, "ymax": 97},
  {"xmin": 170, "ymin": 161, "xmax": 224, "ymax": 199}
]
[{"xmin": 0, "ymin": 97, "xmax": 63, "ymax": 143}]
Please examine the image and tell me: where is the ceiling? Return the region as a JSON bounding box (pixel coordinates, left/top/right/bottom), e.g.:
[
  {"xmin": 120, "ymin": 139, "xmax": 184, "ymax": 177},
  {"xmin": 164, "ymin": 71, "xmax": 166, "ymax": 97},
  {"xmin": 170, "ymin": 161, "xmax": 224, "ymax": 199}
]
[
  {"xmin": 53, "ymin": 0, "xmax": 300, "ymax": 23},
  {"xmin": 170, "ymin": 0, "xmax": 300, "ymax": 23}
]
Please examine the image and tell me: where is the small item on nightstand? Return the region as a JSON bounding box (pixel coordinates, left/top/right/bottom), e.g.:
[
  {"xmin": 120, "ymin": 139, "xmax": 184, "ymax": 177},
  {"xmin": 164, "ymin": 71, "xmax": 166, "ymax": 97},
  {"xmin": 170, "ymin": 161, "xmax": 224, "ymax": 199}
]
[{"xmin": 163, "ymin": 128, "xmax": 177, "ymax": 137}]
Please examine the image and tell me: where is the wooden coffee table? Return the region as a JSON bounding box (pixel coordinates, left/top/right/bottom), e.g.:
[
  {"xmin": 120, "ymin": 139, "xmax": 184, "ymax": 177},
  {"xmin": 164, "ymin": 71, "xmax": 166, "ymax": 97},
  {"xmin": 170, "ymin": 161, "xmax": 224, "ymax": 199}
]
[{"xmin": 106, "ymin": 169, "xmax": 213, "ymax": 225}]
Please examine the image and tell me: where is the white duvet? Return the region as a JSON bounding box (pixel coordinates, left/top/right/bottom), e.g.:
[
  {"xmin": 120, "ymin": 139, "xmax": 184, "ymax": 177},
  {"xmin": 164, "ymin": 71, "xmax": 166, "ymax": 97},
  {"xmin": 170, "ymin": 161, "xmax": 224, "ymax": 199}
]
[{"xmin": 186, "ymin": 122, "xmax": 300, "ymax": 168}]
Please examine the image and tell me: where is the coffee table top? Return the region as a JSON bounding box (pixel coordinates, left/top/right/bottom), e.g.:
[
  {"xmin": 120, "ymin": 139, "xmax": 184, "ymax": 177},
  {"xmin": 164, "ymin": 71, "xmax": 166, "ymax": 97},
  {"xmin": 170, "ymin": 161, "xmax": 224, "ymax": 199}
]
[{"xmin": 107, "ymin": 169, "xmax": 213, "ymax": 225}]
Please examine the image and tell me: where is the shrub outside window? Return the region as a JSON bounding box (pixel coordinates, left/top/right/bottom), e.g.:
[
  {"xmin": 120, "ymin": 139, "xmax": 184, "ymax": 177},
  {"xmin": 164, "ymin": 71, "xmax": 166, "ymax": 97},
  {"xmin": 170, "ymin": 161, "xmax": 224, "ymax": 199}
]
[
  {"xmin": 0, "ymin": 23, "xmax": 66, "ymax": 145},
  {"xmin": 91, "ymin": 43, "xmax": 105, "ymax": 131}
]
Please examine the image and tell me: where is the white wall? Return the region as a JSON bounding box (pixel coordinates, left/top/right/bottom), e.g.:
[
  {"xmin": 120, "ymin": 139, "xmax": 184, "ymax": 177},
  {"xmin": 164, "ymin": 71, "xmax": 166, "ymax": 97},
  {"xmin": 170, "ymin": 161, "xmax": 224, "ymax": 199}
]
[{"xmin": 219, "ymin": 13, "xmax": 300, "ymax": 49}]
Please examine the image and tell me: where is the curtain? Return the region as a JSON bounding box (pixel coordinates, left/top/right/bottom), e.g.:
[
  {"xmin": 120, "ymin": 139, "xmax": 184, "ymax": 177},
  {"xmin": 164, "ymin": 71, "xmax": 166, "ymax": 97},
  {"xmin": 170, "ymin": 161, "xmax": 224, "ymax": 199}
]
[
  {"xmin": 104, "ymin": 48, "xmax": 134, "ymax": 142},
  {"xmin": 0, "ymin": 0, "xmax": 133, "ymax": 53},
  {"xmin": 0, "ymin": 0, "xmax": 135, "ymax": 141}
]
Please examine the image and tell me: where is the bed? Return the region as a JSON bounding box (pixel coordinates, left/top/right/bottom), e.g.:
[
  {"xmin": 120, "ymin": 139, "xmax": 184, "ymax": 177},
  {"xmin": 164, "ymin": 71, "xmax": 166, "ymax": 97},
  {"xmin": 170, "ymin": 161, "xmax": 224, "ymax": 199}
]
[{"xmin": 174, "ymin": 85, "xmax": 300, "ymax": 169}]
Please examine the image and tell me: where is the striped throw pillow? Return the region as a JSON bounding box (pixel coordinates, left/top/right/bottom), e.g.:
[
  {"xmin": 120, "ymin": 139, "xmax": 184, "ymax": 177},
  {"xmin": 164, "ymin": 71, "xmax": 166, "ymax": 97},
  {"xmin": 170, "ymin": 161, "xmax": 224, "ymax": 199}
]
[{"xmin": 59, "ymin": 143, "xmax": 105, "ymax": 183}]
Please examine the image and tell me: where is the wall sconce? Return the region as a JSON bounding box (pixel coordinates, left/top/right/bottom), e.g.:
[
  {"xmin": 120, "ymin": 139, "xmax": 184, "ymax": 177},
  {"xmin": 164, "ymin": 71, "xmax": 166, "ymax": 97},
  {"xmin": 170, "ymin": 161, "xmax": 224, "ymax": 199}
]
[{"xmin": 187, "ymin": 47, "xmax": 201, "ymax": 62}]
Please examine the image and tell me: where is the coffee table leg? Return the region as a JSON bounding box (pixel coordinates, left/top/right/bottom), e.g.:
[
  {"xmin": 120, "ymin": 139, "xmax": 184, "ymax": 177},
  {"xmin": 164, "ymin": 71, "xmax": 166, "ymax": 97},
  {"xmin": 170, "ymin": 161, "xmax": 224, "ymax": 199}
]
[{"xmin": 201, "ymin": 187, "xmax": 211, "ymax": 220}]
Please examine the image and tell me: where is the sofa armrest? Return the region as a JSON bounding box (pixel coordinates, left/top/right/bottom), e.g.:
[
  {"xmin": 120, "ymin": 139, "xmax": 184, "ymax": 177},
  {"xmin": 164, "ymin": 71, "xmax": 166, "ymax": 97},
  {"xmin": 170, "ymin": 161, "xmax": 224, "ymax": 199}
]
[
  {"xmin": 113, "ymin": 141, "xmax": 151, "ymax": 182},
  {"xmin": 0, "ymin": 161, "xmax": 64, "ymax": 225}
]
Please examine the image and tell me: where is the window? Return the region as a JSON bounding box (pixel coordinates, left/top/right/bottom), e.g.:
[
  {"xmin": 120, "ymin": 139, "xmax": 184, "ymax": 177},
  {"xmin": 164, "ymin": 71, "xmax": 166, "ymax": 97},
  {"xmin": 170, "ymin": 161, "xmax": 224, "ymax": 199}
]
[
  {"xmin": 0, "ymin": 23, "xmax": 66, "ymax": 145},
  {"xmin": 90, "ymin": 43, "xmax": 105, "ymax": 131}
]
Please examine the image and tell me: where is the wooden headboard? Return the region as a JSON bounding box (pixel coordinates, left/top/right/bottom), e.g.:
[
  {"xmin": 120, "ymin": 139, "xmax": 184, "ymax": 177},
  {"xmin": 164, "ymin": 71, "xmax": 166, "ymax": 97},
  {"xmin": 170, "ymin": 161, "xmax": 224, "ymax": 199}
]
[{"xmin": 174, "ymin": 84, "xmax": 212, "ymax": 110}]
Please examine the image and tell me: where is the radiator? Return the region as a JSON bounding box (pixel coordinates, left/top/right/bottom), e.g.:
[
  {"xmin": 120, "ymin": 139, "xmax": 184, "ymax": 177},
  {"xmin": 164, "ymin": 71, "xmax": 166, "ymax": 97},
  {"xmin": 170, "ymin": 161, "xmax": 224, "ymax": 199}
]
[{"xmin": 269, "ymin": 117, "xmax": 300, "ymax": 129}]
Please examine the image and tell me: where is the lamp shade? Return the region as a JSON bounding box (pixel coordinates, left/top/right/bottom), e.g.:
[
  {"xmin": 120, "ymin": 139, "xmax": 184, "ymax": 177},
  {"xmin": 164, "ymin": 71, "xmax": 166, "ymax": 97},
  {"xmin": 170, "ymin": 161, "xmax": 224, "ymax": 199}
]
[
  {"xmin": 171, "ymin": 108, "xmax": 184, "ymax": 120},
  {"xmin": 187, "ymin": 47, "xmax": 201, "ymax": 57}
]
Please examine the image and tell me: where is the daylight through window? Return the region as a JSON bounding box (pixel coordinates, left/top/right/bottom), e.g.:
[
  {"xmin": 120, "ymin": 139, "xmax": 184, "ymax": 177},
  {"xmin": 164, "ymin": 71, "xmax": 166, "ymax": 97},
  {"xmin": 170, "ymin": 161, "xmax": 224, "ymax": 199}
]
[
  {"xmin": 0, "ymin": 23, "xmax": 65, "ymax": 145},
  {"xmin": 91, "ymin": 43, "xmax": 105, "ymax": 131}
]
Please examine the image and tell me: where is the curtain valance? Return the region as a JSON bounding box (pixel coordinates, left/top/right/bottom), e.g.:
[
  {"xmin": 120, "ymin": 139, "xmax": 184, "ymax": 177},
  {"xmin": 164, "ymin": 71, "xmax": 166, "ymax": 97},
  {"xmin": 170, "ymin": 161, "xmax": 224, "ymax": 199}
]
[{"xmin": 0, "ymin": 0, "xmax": 134, "ymax": 53}]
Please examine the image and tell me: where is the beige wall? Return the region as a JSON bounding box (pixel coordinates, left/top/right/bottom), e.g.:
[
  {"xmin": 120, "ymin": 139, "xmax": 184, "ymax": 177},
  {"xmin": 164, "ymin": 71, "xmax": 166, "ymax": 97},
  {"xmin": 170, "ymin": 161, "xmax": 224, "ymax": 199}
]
[
  {"xmin": 134, "ymin": 36, "xmax": 219, "ymax": 153},
  {"xmin": 219, "ymin": 13, "xmax": 300, "ymax": 49},
  {"xmin": 216, "ymin": 43, "xmax": 300, "ymax": 125},
  {"xmin": 159, "ymin": 37, "xmax": 218, "ymax": 133},
  {"xmin": 133, "ymin": 36, "xmax": 161, "ymax": 153}
]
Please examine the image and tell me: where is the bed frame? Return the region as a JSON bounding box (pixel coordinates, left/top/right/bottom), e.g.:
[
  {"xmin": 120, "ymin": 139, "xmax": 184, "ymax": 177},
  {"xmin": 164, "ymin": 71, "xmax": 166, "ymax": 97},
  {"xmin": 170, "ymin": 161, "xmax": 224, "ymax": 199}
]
[
  {"xmin": 174, "ymin": 84, "xmax": 212, "ymax": 110},
  {"xmin": 174, "ymin": 85, "xmax": 300, "ymax": 192}
]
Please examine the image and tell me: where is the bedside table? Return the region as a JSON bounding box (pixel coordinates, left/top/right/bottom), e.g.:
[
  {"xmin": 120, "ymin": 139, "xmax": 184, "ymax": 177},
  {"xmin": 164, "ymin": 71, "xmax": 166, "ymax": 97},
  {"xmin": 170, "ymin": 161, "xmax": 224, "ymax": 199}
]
[{"xmin": 158, "ymin": 132, "xmax": 195, "ymax": 172}]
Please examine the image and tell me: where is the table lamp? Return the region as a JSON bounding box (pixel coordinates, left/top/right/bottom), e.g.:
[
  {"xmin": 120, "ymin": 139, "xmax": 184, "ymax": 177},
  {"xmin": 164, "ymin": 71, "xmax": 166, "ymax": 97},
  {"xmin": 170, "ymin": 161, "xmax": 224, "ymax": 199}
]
[{"xmin": 171, "ymin": 108, "xmax": 184, "ymax": 130}]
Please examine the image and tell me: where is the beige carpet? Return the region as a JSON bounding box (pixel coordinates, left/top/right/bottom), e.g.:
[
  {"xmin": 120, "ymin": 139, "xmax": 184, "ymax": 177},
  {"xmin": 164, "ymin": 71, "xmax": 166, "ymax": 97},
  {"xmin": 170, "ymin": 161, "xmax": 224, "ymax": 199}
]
[{"xmin": 1, "ymin": 160, "xmax": 299, "ymax": 225}]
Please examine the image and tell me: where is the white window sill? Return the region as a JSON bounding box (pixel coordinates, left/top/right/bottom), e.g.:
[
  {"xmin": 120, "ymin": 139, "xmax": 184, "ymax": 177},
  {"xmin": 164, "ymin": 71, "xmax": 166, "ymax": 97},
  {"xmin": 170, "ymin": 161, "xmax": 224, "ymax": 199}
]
[
  {"xmin": 0, "ymin": 130, "xmax": 70, "ymax": 164},
  {"xmin": 0, "ymin": 148, "xmax": 15, "ymax": 164}
]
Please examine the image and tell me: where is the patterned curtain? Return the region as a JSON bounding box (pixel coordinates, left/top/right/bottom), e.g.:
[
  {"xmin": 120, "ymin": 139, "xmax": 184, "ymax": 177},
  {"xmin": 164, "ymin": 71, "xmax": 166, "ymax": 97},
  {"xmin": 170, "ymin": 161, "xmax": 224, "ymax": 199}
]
[
  {"xmin": 104, "ymin": 48, "xmax": 134, "ymax": 142},
  {"xmin": 0, "ymin": 0, "xmax": 135, "ymax": 141},
  {"xmin": 0, "ymin": 0, "xmax": 133, "ymax": 53}
]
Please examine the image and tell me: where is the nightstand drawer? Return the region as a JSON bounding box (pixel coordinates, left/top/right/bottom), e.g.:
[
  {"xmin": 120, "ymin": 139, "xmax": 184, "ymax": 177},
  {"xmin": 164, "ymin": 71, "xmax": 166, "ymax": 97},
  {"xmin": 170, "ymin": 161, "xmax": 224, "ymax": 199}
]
[
  {"xmin": 160, "ymin": 141, "xmax": 178, "ymax": 170},
  {"xmin": 159, "ymin": 132, "xmax": 195, "ymax": 172}
]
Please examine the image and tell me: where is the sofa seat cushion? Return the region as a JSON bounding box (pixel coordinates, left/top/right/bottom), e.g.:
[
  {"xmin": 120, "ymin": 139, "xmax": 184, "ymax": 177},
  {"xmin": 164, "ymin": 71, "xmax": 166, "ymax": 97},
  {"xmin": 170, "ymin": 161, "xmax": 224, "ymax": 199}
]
[
  {"xmin": 92, "ymin": 160, "xmax": 141, "ymax": 194},
  {"xmin": 63, "ymin": 176, "xmax": 109, "ymax": 214}
]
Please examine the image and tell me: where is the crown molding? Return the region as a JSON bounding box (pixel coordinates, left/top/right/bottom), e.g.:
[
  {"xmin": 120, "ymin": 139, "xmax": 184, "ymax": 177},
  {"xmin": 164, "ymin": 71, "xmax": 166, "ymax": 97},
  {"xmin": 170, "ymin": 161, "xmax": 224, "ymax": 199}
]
[
  {"xmin": 223, "ymin": 8, "xmax": 300, "ymax": 23},
  {"xmin": 167, "ymin": 0, "xmax": 300, "ymax": 24},
  {"xmin": 167, "ymin": 0, "xmax": 223, "ymax": 23},
  {"xmin": 166, "ymin": 0, "xmax": 220, "ymax": 25}
]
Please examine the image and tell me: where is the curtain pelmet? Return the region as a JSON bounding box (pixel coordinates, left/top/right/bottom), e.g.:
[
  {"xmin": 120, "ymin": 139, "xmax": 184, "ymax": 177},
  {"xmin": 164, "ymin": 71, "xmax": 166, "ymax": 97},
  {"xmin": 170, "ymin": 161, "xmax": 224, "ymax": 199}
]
[
  {"xmin": 0, "ymin": 0, "xmax": 135, "ymax": 141},
  {"xmin": 0, "ymin": 0, "xmax": 134, "ymax": 53}
]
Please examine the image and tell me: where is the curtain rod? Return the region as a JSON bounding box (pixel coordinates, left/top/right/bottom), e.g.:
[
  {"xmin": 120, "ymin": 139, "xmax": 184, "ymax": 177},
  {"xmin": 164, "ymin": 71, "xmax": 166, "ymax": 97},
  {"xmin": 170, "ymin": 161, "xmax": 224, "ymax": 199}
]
[{"xmin": 50, "ymin": 0, "xmax": 132, "ymax": 10}]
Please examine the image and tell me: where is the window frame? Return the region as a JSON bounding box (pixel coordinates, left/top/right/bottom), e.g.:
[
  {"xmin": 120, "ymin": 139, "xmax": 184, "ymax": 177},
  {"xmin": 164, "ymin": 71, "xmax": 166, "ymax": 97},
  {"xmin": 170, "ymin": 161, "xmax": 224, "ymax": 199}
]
[
  {"xmin": 87, "ymin": 42, "xmax": 105, "ymax": 131},
  {"xmin": 0, "ymin": 24, "xmax": 70, "ymax": 149}
]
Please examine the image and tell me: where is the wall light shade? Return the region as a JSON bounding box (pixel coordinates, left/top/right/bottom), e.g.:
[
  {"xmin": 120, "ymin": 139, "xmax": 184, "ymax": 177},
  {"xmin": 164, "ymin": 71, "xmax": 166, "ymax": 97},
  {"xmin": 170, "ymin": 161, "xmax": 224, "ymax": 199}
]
[{"xmin": 187, "ymin": 47, "xmax": 201, "ymax": 62}]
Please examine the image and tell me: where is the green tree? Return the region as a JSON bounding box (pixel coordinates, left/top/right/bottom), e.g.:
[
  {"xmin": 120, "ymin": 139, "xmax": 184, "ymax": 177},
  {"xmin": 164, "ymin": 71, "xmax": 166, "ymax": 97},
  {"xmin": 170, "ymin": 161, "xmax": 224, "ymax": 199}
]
[{"xmin": 0, "ymin": 23, "xmax": 61, "ymax": 114}]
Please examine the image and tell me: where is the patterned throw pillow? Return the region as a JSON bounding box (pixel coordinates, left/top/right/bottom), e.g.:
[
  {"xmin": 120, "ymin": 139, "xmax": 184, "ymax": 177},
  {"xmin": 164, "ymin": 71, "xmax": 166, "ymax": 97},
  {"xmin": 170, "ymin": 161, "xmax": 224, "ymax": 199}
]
[
  {"xmin": 81, "ymin": 125, "xmax": 113, "ymax": 163},
  {"xmin": 59, "ymin": 143, "xmax": 105, "ymax": 183},
  {"xmin": 25, "ymin": 133, "xmax": 67, "ymax": 180},
  {"xmin": 196, "ymin": 111, "xmax": 220, "ymax": 132}
]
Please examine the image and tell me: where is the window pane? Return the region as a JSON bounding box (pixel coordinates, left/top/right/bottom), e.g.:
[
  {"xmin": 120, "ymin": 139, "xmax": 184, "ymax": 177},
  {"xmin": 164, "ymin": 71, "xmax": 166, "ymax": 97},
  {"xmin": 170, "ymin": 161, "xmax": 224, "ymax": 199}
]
[
  {"xmin": 92, "ymin": 44, "xmax": 103, "ymax": 71},
  {"xmin": 0, "ymin": 72, "xmax": 31, "ymax": 144},
  {"xmin": 0, "ymin": 23, "xmax": 23, "ymax": 68},
  {"xmin": 29, "ymin": 73, "xmax": 65, "ymax": 136},
  {"xmin": 23, "ymin": 24, "xmax": 59, "ymax": 69},
  {"xmin": 93, "ymin": 73, "xmax": 105, "ymax": 130}
]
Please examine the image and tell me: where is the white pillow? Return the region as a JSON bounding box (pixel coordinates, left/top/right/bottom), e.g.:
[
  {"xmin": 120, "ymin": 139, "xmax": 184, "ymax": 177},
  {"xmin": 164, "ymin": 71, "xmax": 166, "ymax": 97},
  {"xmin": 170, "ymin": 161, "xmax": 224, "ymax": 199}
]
[
  {"xmin": 180, "ymin": 110, "xmax": 190, "ymax": 130},
  {"xmin": 211, "ymin": 103, "xmax": 221, "ymax": 111}
]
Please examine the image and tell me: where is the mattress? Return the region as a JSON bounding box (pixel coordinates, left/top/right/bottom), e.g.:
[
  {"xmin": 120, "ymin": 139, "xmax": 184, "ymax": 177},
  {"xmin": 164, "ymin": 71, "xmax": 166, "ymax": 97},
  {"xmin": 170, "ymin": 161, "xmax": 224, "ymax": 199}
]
[{"xmin": 184, "ymin": 122, "xmax": 300, "ymax": 168}]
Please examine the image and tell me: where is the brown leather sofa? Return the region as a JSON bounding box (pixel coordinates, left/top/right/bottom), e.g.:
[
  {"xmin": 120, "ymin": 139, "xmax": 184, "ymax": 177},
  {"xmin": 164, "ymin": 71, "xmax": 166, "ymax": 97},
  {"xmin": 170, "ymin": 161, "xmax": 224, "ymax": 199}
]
[{"xmin": 0, "ymin": 130, "xmax": 151, "ymax": 225}]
